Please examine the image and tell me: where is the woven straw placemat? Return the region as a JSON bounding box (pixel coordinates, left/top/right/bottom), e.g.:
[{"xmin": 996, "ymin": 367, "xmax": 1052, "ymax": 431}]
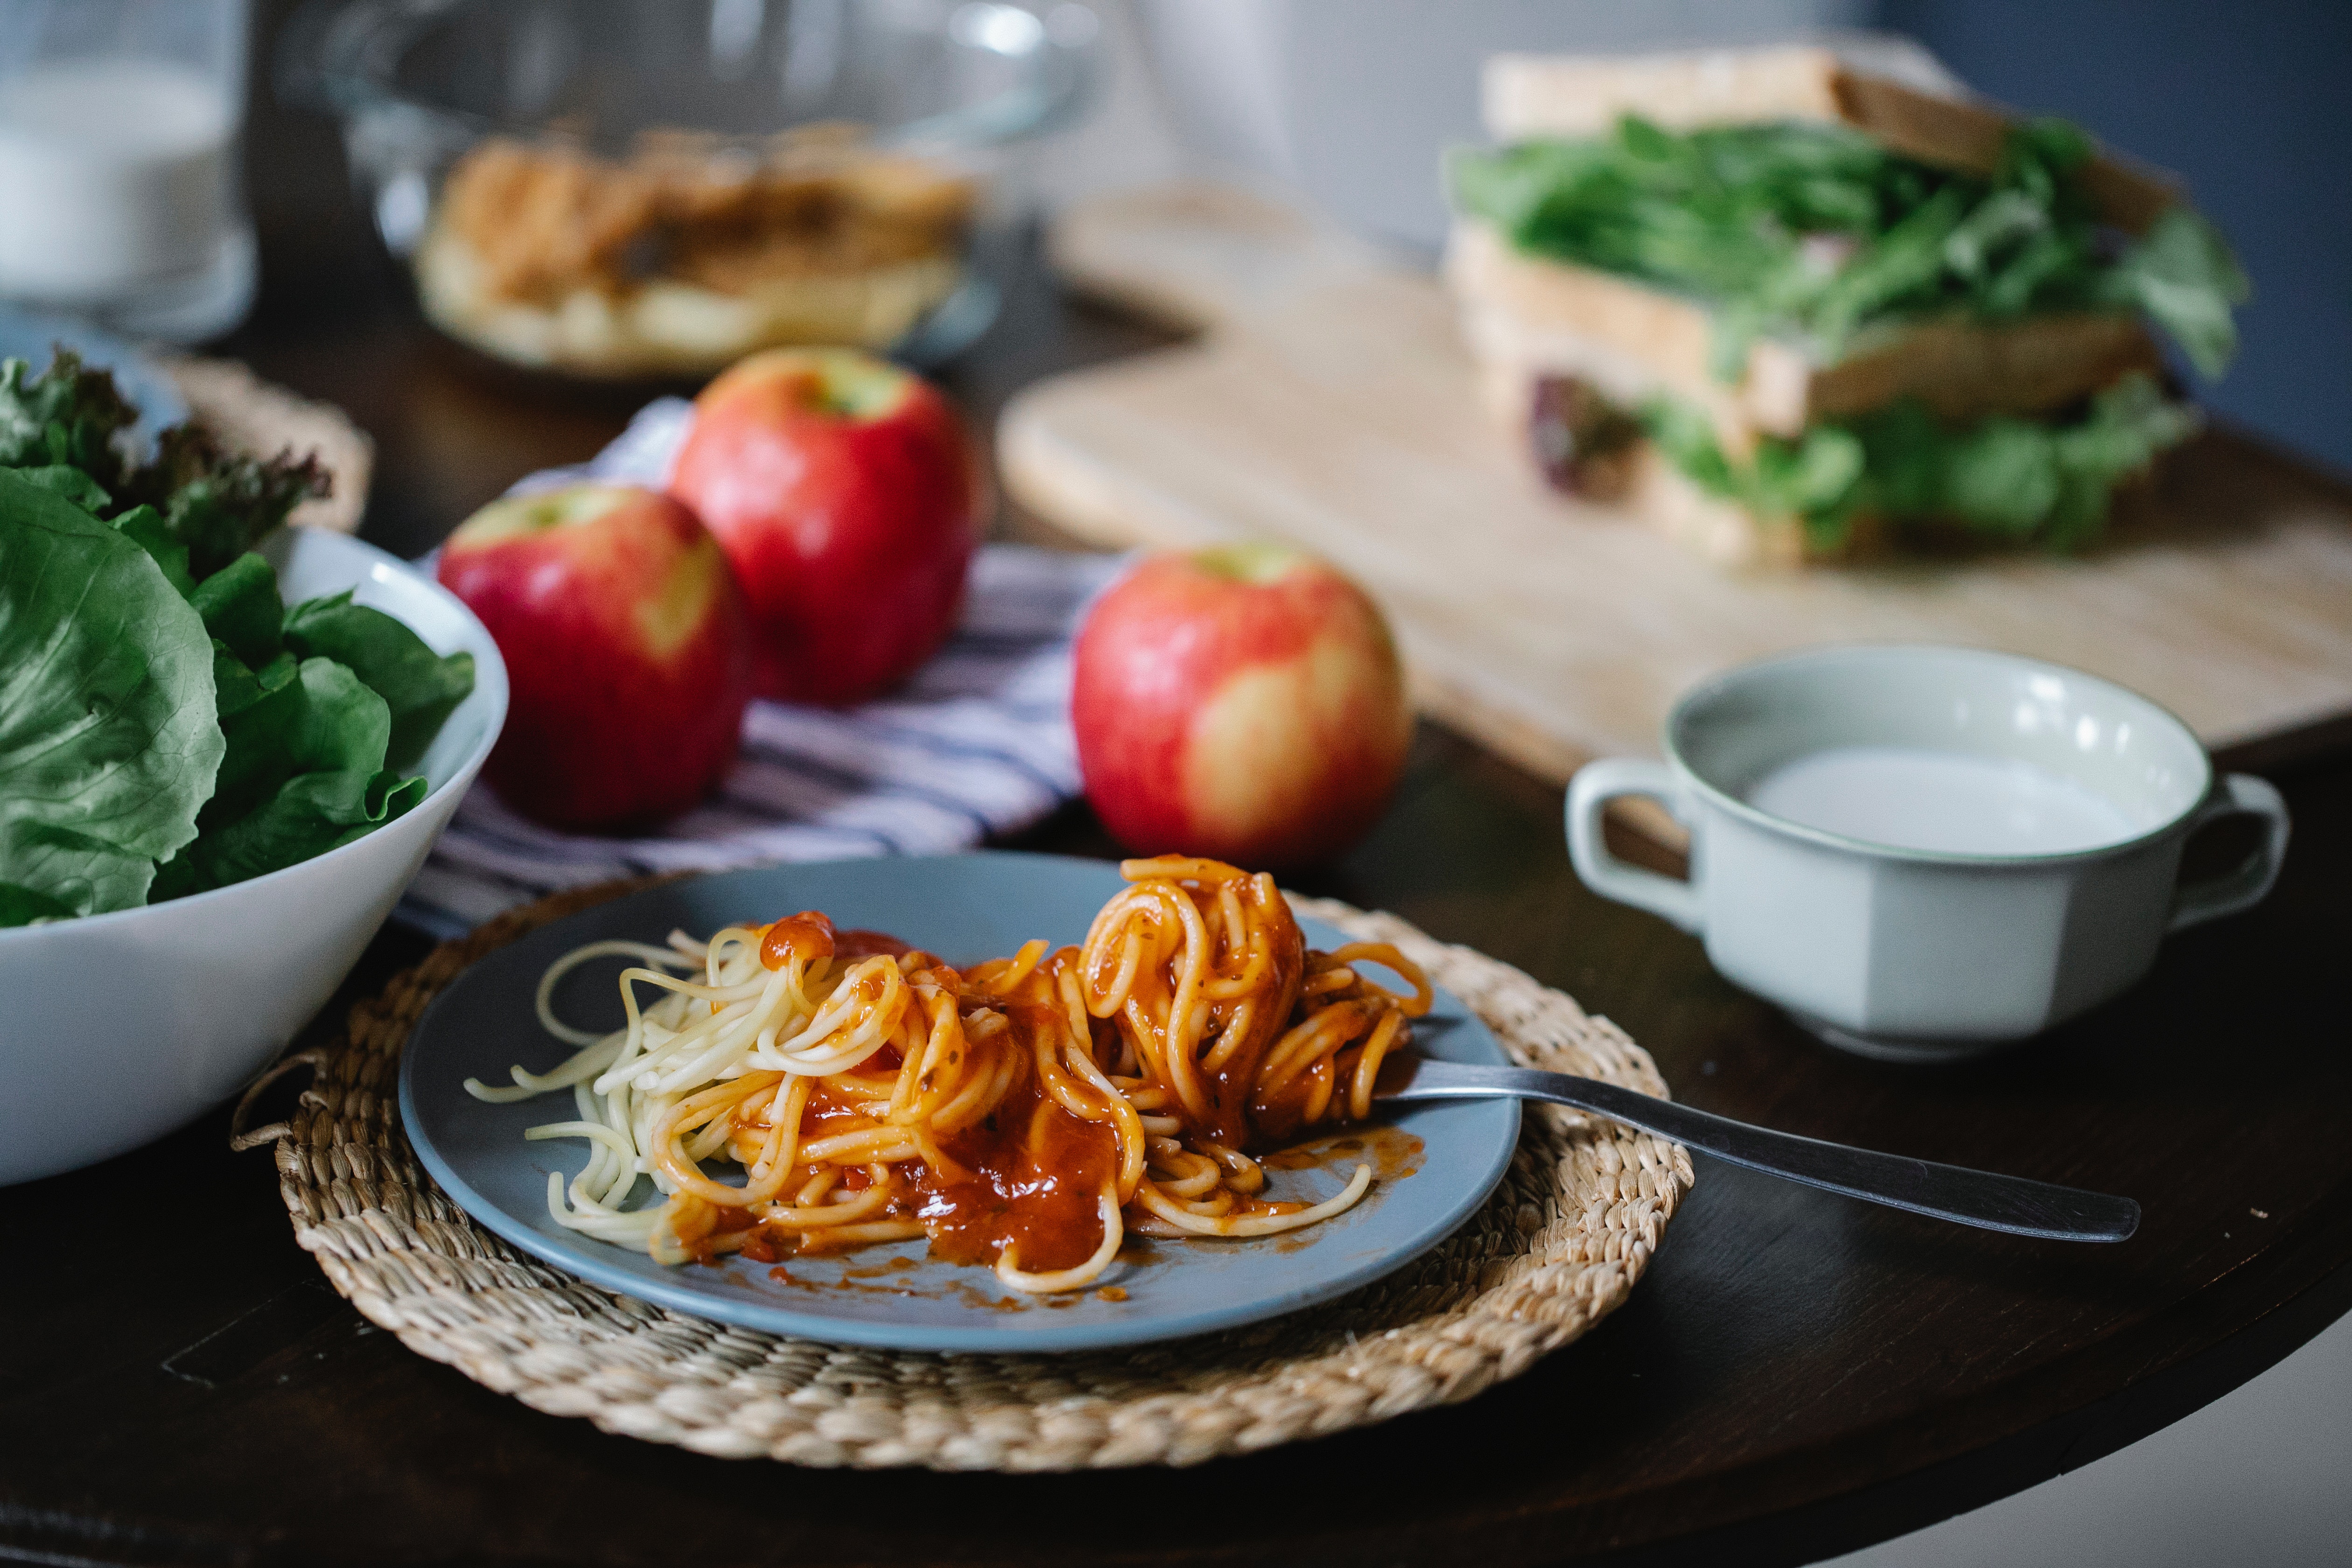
[{"xmin": 243, "ymin": 878, "xmax": 1691, "ymax": 1470}]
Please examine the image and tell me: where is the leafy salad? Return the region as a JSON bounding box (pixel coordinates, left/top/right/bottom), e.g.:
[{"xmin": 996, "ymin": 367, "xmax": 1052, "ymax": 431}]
[
  {"xmin": 1639, "ymin": 372, "xmax": 2200, "ymax": 553},
  {"xmin": 0, "ymin": 352, "xmax": 474, "ymax": 928},
  {"xmin": 1449, "ymin": 115, "xmax": 2249, "ymax": 380}
]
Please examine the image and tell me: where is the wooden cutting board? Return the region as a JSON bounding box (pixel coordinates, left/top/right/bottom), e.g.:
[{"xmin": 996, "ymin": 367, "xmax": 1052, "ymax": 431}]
[{"xmin": 998, "ymin": 182, "xmax": 2352, "ymax": 784}]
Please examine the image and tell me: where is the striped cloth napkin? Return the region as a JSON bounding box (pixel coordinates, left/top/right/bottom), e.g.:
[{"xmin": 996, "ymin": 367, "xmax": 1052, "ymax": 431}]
[{"xmin": 396, "ymin": 398, "xmax": 1122, "ymax": 938}]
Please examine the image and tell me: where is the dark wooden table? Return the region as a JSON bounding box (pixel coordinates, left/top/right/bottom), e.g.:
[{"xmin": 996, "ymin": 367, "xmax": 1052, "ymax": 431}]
[{"xmin": 6, "ymin": 45, "xmax": 2352, "ymax": 1568}]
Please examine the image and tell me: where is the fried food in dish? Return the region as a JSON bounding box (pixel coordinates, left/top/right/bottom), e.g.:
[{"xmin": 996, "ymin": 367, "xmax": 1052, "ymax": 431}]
[{"xmin": 416, "ymin": 127, "xmax": 974, "ymax": 377}]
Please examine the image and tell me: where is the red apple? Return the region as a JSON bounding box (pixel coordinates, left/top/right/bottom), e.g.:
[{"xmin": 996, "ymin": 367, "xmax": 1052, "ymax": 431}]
[
  {"xmin": 669, "ymin": 348, "xmax": 978, "ymax": 705},
  {"xmin": 438, "ymin": 483, "xmax": 754, "ymax": 829},
  {"xmin": 1071, "ymin": 545, "xmax": 1414, "ymax": 866}
]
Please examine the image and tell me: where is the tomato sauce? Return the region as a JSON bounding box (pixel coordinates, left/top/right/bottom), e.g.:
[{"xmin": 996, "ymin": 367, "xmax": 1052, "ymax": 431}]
[
  {"xmin": 914, "ymin": 1012, "xmax": 1120, "ymax": 1274},
  {"xmin": 838, "ymin": 928, "xmax": 916, "ymax": 960},
  {"xmin": 757, "ymin": 910, "xmax": 836, "ymax": 968},
  {"xmin": 1198, "ymin": 918, "xmax": 1306, "ymax": 1148}
]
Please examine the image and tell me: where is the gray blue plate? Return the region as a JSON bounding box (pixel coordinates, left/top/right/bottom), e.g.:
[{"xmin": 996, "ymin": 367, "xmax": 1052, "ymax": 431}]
[{"xmin": 399, "ymin": 852, "xmax": 1519, "ymax": 1352}]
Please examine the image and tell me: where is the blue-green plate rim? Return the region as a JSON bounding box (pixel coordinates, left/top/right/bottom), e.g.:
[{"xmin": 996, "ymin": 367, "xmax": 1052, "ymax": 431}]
[{"xmin": 397, "ymin": 852, "xmax": 1519, "ymax": 1353}]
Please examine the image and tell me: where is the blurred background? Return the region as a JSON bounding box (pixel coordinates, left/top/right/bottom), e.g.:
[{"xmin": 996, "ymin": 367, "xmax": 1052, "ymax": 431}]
[
  {"xmin": 1088, "ymin": 0, "xmax": 2351, "ymax": 476},
  {"xmin": 208, "ymin": 0, "xmax": 2352, "ymax": 474}
]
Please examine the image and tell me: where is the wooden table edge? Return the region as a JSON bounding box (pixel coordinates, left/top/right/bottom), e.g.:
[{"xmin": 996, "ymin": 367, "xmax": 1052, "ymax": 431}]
[{"xmin": 1555, "ymin": 1223, "xmax": 2352, "ymax": 1567}]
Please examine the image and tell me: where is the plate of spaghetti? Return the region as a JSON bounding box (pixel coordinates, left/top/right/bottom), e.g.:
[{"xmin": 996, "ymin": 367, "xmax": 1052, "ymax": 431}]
[{"xmin": 399, "ymin": 851, "xmax": 1519, "ymax": 1351}]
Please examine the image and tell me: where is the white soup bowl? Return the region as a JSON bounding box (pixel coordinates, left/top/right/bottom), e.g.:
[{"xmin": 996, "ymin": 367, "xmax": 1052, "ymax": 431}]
[{"xmin": 1566, "ymin": 645, "xmax": 2289, "ymax": 1060}]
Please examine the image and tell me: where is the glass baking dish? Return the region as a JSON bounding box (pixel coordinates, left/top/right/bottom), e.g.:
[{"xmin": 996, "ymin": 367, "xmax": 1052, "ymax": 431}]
[{"xmin": 282, "ymin": 0, "xmax": 1096, "ymax": 378}]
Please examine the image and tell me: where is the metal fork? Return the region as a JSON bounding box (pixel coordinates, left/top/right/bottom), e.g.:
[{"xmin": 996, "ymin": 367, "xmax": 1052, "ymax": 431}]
[{"xmin": 1378, "ymin": 1059, "xmax": 2139, "ymax": 1243}]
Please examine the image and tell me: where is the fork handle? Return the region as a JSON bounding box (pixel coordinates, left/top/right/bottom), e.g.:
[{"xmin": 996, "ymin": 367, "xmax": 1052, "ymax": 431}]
[{"xmin": 1400, "ymin": 1064, "xmax": 2140, "ymax": 1243}]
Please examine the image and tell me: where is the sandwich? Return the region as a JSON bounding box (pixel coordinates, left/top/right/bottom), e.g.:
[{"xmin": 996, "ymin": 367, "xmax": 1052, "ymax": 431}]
[{"xmin": 1443, "ymin": 38, "xmax": 2248, "ymax": 564}]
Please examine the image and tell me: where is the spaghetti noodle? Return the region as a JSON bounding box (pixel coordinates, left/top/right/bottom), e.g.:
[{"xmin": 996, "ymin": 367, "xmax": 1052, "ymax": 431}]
[{"xmin": 466, "ymin": 856, "xmax": 1432, "ymax": 1294}]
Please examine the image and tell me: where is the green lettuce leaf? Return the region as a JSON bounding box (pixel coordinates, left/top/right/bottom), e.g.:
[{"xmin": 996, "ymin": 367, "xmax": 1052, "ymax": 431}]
[
  {"xmin": 159, "ymin": 655, "xmax": 422, "ymax": 897},
  {"xmin": 162, "ymin": 768, "xmax": 426, "ymax": 895},
  {"xmin": 189, "ymin": 551, "xmax": 286, "ymax": 670},
  {"xmin": 0, "ymin": 881, "xmax": 76, "ymax": 925},
  {"xmin": 283, "ymin": 590, "xmax": 475, "ymax": 770},
  {"xmin": 1637, "ymin": 371, "xmax": 2198, "ymax": 551},
  {"xmin": 3, "ymin": 349, "xmax": 334, "ymax": 583},
  {"xmin": 2, "ymin": 350, "xmax": 456, "ymax": 920},
  {"xmin": 1451, "ymin": 116, "xmax": 2246, "ymax": 379},
  {"xmin": 1935, "ymin": 420, "xmax": 2064, "ymax": 536},
  {"xmin": 2043, "ymin": 374, "xmax": 2205, "ymax": 546},
  {"xmin": 9, "ymin": 462, "xmax": 112, "ymax": 513},
  {"xmin": 204, "ymin": 656, "xmax": 381, "ymax": 826},
  {"xmin": 117, "ymin": 426, "xmax": 333, "ymax": 582},
  {"xmin": 0, "ymin": 469, "xmax": 222, "ymax": 920},
  {"xmin": 104, "ymin": 504, "xmax": 196, "ymax": 596},
  {"xmin": 2105, "ymin": 206, "xmax": 2251, "ymax": 379},
  {"xmin": 212, "ymin": 643, "xmax": 296, "ymax": 721},
  {"xmin": 0, "ymin": 351, "xmax": 137, "ymax": 487}
]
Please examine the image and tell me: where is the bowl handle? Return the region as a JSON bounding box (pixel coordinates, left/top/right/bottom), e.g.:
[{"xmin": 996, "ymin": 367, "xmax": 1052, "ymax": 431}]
[
  {"xmin": 2168, "ymin": 772, "xmax": 2291, "ymax": 932},
  {"xmin": 1566, "ymin": 759, "xmax": 1704, "ymax": 935}
]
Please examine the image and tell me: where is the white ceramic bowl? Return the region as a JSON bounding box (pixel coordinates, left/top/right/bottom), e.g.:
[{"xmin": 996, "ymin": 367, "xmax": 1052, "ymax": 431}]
[
  {"xmin": 0, "ymin": 527, "xmax": 507, "ymax": 1185},
  {"xmin": 1566, "ymin": 645, "xmax": 2290, "ymax": 1059}
]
